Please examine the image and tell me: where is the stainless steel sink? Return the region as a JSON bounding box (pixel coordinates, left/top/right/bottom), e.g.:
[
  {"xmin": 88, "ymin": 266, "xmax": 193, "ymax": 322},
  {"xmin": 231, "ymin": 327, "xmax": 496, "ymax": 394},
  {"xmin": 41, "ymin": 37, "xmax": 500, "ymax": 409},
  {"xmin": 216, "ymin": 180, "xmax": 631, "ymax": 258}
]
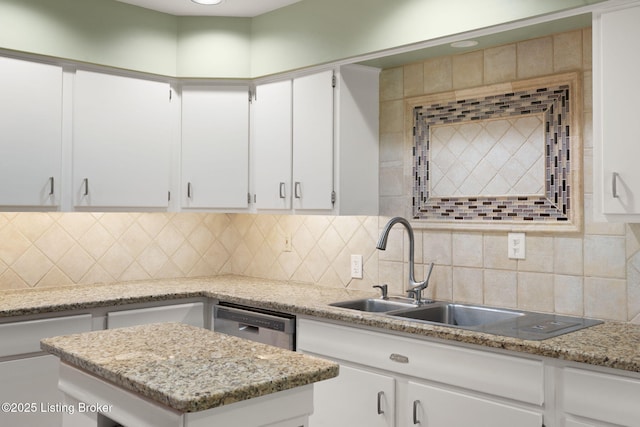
[
  {"xmin": 330, "ymin": 297, "xmax": 417, "ymax": 312},
  {"xmin": 389, "ymin": 303, "xmax": 524, "ymax": 327},
  {"xmin": 329, "ymin": 298, "xmax": 603, "ymax": 340}
]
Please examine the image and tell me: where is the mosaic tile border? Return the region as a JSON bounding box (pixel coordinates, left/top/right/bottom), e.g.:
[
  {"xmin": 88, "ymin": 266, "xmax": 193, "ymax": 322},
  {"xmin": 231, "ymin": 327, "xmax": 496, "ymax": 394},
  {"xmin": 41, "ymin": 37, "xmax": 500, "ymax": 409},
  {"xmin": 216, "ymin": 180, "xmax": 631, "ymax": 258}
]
[{"xmin": 411, "ymin": 74, "xmax": 580, "ymax": 228}]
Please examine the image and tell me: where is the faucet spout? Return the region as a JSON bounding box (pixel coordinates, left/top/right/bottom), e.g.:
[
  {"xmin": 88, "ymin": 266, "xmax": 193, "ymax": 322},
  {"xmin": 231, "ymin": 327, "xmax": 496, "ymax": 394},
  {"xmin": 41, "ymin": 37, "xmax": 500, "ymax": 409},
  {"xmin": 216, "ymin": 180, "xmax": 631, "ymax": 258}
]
[{"xmin": 376, "ymin": 217, "xmax": 434, "ymax": 303}]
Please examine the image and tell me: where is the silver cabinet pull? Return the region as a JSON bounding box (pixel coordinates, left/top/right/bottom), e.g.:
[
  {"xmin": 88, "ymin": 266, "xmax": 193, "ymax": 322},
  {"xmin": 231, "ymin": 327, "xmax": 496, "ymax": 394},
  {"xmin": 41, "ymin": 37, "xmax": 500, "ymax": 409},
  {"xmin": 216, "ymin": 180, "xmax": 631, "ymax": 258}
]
[
  {"xmin": 187, "ymin": 182, "xmax": 192, "ymax": 199},
  {"xmin": 49, "ymin": 177, "xmax": 54, "ymax": 196},
  {"xmin": 390, "ymin": 353, "xmax": 409, "ymax": 364},
  {"xmin": 377, "ymin": 391, "xmax": 384, "ymax": 415},
  {"xmin": 279, "ymin": 182, "xmax": 286, "ymax": 199},
  {"xmin": 294, "ymin": 181, "xmax": 302, "ymax": 199},
  {"xmin": 612, "ymin": 172, "xmax": 619, "ymax": 198},
  {"xmin": 83, "ymin": 178, "xmax": 89, "ymax": 196},
  {"xmin": 413, "ymin": 400, "xmax": 421, "ymax": 424}
]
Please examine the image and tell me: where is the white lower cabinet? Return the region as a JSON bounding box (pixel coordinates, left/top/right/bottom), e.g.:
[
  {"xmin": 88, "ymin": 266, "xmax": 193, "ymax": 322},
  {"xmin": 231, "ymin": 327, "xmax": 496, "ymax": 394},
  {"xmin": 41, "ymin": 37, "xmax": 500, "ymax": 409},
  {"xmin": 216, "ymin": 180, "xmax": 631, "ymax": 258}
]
[
  {"xmin": 0, "ymin": 314, "xmax": 93, "ymax": 427},
  {"xmin": 310, "ymin": 363, "xmax": 395, "ymax": 427},
  {"xmin": 298, "ymin": 319, "xmax": 544, "ymax": 427},
  {"xmin": 0, "ymin": 355, "xmax": 65, "ymax": 427},
  {"xmin": 560, "ymin": 367, "xmax": 640, "ymax": 427},
  {"xmin": 406, "ymin": 381, "xmax": 542, "ymax": 427},
  {"xmin": 106, "ymin": 302, "xmax": 205, "ymax": 329}
]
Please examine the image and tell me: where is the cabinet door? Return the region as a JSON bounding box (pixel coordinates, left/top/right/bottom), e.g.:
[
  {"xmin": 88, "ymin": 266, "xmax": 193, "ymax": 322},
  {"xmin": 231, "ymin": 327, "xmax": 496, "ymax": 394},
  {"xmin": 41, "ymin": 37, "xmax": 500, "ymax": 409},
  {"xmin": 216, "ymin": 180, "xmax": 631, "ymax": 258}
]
[
  {"xmin": 0, "ymin": 57, "xmax": 62, "ymax": 207},
  {"xmin": 73, "ymin": 70, "xmax": 171, "ymax": 208},
  {"xmin": 0, "ymin": 314, "xmax": 92, "ymax": 427},
  {"xmin": 292, "ymin": 71, "xmax": 334, "ymax": 210},
  {"xmin": 309, "ymin": 363, "xmax": 395, "ymax": 427},
  {"xmin": 561, "ymin": 367, "xmax": 640, "ymax": 427},
  {"xmin": 406, "ymin": 381, "xmax": 542, "ymax": 427},
  {"xmin": 253, "ymin": 80, "xmax": 292, "ymax": 210},
  {"xmin": 0, "ymin": 355, "xmax": 65, "ymax": 427},
  {"xmin": 595, "ymin": 4, "xmax": 640, "ymax": 215},
  {"xmin": 181, "ymin": 86, "xmax": 249, "ymax": 209}
]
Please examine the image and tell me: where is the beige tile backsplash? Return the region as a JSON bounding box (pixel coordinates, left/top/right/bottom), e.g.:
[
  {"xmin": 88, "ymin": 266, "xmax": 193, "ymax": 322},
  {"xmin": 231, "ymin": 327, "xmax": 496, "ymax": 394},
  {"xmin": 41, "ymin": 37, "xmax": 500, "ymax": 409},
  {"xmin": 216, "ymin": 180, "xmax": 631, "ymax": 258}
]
[
  {"xmin": 1, "ymin": 28, "xmax": 639, "ymax": 325},
  {"xmin": 379, "ymin": 27, "xmax": 640, "ymax": 324}
]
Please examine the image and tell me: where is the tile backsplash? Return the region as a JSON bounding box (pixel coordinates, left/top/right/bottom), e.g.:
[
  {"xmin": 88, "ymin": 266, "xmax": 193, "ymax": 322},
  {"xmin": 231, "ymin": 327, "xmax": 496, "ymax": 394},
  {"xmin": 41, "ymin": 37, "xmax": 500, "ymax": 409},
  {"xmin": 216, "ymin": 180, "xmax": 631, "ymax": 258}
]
[
  {"xmin": 1, "ymin": 28, "xmax": 639, "ymax": 324},
  {"xmin": 380, "ymin": 27, "xmax": 640, "ymax": 324},
  {"xmin": 0, "ymin": 212, "xmax": 379, "ymax": 291}
]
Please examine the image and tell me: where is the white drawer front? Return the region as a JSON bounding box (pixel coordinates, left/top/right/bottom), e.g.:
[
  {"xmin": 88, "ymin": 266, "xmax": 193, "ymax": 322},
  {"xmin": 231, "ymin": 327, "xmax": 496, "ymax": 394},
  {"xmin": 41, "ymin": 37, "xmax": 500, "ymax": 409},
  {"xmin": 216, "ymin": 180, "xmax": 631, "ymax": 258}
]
[
  {"xmin": 107, "ymin": 302, "xmax": 204, "ymax": 329},
  {"xmin": 562, "ymin": 367, "xmax": 640, "ymax": 426},
  {"xmin": 298, "ymin": 319, "xmax": 544, "ymax": 405},
  {"xmin": 0, "ymin": 314, "xmax": 93, "ymax": 357}
]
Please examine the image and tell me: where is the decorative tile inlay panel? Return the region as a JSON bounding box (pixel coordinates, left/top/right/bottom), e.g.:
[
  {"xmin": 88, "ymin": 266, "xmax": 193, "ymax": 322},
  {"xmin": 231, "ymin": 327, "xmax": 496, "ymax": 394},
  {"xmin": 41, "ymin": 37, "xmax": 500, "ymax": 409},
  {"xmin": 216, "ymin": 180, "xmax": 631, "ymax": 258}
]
[
  {"xmin": 430, "ymin": 116, "xmax": 545, "ymax": 197},
  {"xmin": 410, "ymin": 73, "xmax": 581, "ymax": 229}
]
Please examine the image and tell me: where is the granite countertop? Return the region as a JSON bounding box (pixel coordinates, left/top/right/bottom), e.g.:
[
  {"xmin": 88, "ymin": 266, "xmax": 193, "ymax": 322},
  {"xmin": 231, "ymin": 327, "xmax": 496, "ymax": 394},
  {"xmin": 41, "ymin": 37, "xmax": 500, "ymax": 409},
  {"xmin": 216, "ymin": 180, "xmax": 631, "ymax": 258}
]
[
  {"xmin": 1, "ymin": 274, "xmax": 639, "ymax": 373},
  {"xmin": 41, "ymin": 322, "xmax": 338, "ymax": 413}
]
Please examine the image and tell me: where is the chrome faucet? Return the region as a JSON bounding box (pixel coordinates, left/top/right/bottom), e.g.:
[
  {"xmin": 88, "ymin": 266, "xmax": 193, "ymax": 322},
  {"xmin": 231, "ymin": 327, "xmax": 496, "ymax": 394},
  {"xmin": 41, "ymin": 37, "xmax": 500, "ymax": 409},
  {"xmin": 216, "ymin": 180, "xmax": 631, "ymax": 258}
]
[{"xmin": 376, "ymin": 217, "xmax": 434, "ymax": 304}]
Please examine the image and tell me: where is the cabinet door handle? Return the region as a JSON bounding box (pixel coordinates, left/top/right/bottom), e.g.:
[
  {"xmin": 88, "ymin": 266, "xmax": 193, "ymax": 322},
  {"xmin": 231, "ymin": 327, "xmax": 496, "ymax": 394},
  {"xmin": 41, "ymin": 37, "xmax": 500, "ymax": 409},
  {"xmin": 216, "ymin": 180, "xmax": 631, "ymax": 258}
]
[
  {"xmin": 83, "ymin": 178, "xmax": 89, "ymax": 196},
  {"xmin": 49, "ymin": 177, "xmax": 54, "ymax": 196},
  {"xmin": 413, "ymin": 400, "xmax": 421, "ymax": 424},
  {"xmin": 612, "ymin": 172, "xmax": 619, "ymax": 198},
  {"xmin": 294, "ymin": 181, "xmax": 302, "ymax": 199},
  {"xmin": 187, "ymin": 182, "xmax": 192, "ymax": 199},
  {"xmin": 377, "ymin": 391, "xmax": 384, "ymax": 415},
  {"xmin": 279, "ymin": 182, "xmax": 286, "ymax": 199}
]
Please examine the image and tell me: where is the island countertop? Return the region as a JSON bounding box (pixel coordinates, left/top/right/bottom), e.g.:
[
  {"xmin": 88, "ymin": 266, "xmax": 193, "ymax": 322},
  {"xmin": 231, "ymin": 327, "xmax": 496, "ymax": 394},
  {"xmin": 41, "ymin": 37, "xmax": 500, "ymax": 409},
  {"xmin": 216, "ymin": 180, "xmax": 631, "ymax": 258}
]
[
  {"xmin": 2, "ymin": 274, "xmax": 639, "ymax": 373},
  {"xmin": 40, "ymin": 322, "xmax": 338, "ymax": 413}
]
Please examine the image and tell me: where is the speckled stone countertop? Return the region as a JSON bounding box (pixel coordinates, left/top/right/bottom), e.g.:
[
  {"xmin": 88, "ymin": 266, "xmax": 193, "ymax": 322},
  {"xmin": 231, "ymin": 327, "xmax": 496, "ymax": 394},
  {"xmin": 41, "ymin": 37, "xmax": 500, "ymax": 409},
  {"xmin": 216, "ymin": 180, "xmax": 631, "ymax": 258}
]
[
  {"xmin": 1, "ymin": 274, "xmax": 639, "ymax": 373},
  {"xmin": 41, "ymin": 322, "xmax": 338, "ymax": 413}
]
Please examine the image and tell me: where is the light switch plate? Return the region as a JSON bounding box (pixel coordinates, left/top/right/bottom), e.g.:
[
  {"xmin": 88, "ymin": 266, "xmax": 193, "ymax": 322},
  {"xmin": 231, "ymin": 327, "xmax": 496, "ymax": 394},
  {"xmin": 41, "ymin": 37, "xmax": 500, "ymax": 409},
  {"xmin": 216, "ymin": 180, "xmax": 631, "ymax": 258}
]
[{"xmin": 508, "ymin": 233, "xmax": 526, "ymax": 259}]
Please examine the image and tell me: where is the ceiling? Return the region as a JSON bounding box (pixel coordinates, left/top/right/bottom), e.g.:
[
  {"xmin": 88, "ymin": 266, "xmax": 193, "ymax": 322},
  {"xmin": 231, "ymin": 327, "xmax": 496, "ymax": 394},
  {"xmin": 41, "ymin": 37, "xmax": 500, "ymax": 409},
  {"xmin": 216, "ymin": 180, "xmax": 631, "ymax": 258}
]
[{"xmin": 115, "ymin": 0, "xmax": 303, "ymax": 17}]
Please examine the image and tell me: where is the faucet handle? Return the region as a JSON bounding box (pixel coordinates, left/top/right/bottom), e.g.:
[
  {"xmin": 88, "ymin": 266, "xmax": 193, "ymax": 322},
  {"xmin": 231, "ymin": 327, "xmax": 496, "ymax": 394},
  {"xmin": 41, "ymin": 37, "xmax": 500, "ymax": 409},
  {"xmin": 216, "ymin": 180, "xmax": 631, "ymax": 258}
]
[{"xmin": 373, "ymin": 284, "xmax": 388, "ymax": 299}]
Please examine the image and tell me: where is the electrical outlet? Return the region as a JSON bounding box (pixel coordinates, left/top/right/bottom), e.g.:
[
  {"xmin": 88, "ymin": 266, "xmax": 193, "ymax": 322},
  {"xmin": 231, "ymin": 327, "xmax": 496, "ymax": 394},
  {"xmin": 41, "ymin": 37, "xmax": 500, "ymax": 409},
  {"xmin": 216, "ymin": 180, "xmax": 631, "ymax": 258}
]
[
  {"xmin": 284, "ymin": 233, "xmax": 292, "ymax": 252},
  {"xmin": 351, "ymin": 254, "xmax": 363, "ymax": 279},
  {"xmin": 507, "ymin": 233, "xmax": 526, "ymax": 260}
]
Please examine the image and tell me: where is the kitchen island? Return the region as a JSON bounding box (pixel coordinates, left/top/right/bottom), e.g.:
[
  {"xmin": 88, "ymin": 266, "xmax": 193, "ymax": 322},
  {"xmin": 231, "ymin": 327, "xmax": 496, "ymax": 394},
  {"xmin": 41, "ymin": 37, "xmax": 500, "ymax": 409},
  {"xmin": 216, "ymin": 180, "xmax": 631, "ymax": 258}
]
[{"xmin": 40, "ymin": 322, "xmax": 338, "ymax": 427}]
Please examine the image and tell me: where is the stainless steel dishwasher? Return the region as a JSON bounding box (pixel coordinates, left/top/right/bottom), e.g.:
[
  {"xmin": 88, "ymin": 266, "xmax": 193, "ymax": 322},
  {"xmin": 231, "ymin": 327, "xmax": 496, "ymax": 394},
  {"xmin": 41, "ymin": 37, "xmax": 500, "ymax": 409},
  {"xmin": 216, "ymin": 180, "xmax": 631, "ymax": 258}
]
[{"xmin": 213, "ymin": 302, "xmax": 296, "ymax": 350}]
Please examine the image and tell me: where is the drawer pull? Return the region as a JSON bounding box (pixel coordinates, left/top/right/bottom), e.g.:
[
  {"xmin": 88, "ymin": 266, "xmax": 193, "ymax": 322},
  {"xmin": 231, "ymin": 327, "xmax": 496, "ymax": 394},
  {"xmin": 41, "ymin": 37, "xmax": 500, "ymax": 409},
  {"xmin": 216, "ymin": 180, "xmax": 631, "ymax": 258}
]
[
  {"xmin": 377, "ymin": 391, "xmax": 384, "ymax": 415},
  {"xmin": 390, "ymin": 353, "xmax": 409, "ymax": 363}
]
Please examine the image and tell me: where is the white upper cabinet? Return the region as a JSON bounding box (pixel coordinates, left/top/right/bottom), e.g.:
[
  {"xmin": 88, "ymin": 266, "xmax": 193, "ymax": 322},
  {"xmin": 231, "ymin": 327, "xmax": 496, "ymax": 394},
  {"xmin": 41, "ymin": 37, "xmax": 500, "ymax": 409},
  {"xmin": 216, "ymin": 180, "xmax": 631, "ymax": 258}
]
[
  {"xmin": 253, "ymin": 79, "xmax": 293, "ymax": 210},
  {"xmin": 73, "ymin": 70, "xmax": 171, "ymax": 209},
  {"xmin": 253, "ymin": 70, "xmax": 335, "ymax": 212},
  {"xmin": 292, "ymin": 70, "xmax": 335, "ymax": 210},
  {"xmin": 0, "ymin": 57, "xmax": 62, "ymax": 208},
  {"xmin": 0, "ymin": 53, "xmax": 378, "ymax": 214},
  {"xmin": 181, "ymin": 85, "xmax": 250, "ymax": 209},
  {"xmin": 593, "ymin": 2, "xmax": 640, "ymax": 221},
  {"xmin": 252, "ymin": 66, "xmax": 379, "ymax": 215}
]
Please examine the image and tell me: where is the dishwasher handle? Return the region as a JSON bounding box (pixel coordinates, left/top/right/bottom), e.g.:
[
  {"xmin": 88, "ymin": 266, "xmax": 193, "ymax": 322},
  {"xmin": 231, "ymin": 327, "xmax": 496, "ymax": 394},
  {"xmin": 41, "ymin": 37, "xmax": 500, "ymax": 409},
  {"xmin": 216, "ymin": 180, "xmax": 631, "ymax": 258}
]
[
  {"xmin": 214, "ymin": 305, "xmax": 295, "ymax": 334},
  {"xmin": 238, "ymin": 323, "xmax": 259, "ymax": 334}
]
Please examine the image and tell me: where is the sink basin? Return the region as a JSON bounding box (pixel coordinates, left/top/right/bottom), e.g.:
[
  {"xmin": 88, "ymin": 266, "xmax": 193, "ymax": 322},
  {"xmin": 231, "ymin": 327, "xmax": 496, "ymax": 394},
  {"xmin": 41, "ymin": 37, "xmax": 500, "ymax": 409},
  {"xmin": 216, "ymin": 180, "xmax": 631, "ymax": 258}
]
[
  {"xmin": 389, "ymin": 303, "xmax": 524, "ymax": 327},
  {"xmin": 330, "ymin": 297, "xmax": 602, "ymax": 340},
  {"xmin": 330, "ymin": 297, "xmax": 417, "ymax": 313}
]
